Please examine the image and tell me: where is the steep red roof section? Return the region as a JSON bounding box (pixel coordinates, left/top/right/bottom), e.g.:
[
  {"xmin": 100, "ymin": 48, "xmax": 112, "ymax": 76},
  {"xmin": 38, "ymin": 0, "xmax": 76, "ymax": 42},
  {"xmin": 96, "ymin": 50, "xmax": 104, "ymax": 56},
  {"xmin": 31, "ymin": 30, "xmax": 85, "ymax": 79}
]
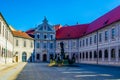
[
  {"xmin": 86, "ymin": 6, "xmax": 120, "ymax": 34},
  {"xmin": 12, "ymin": 31, "xmax": 33, "ymax": 39},
  {"xmin": 56, "ymin": 24, "xmax": 89, "ymax": 40}
]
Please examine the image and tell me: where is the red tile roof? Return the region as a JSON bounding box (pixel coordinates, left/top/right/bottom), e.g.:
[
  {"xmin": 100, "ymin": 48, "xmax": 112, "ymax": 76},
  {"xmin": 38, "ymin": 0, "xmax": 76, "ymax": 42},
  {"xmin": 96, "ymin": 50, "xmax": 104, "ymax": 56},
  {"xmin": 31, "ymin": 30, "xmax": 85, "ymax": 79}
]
[
  {"xmin": 12, "ymin": 31, "xmax": 33, "ymax": 39},
  {"xmin": 56, "ymin": 24, "xmax": 89, "ymax": 40},
  {"xmin": 56, "ymin": 6, "xmax": 120, "ymax": 39},
  {"xmin": 86, "ymin": 6, "xmax": 120, "ymax": 34}
]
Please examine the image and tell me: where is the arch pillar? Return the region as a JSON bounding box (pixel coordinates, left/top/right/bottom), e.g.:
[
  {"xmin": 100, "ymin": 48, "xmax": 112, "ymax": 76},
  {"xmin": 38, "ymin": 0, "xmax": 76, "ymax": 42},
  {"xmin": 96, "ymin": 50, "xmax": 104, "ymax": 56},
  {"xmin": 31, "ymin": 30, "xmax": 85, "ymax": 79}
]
[
  {"xmin": 92, "ymin": 50, "xmax": 94, "ymax": 61},
  {"xmin": 88, "ymin": 51, "xmax": 90, "ymax": 61},
  {"xmin": 108, "ymin": 47, "xmax": 111, "ymax": 62},
  {"xmin": 80, "ymin": 52, "xmax": 83, "ymax": 61},
  {"xmin": 116, "ymin": 46, "xmax": 119, "ymax": 62}
]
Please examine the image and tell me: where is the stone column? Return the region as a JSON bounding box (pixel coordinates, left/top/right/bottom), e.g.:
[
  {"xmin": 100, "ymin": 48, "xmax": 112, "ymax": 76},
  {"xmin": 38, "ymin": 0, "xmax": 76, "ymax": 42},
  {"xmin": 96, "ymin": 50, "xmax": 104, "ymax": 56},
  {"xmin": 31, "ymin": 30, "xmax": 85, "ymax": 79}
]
[
  {"xmin": 88, "ymin": 51, "xmax": 90, "ymax": 61},
  {"xmin": 108, "ymin": 47, "xmax": 111, "ymax": 62},
  {"xmin": 116, "ymin": 46, "xmax": 119, "ymax": 62},
  {"xmin": 92, "ymin": 50, "xmax": 94, "ymax": 61},
  {"xmin": 81, "ymin": 52, "xmax": 83, "ymax": 61},
  {"xmin": 84, "ymin": 52, "xmax": 86, "ymax": 61}
]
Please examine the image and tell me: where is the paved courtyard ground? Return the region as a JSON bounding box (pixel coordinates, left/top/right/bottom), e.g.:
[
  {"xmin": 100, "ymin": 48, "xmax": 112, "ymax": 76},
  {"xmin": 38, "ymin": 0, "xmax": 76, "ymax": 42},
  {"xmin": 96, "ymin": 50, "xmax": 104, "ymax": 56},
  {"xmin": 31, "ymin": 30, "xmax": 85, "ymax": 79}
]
[{"xmin": 0, "ymin": 62, "xmax": 120, "ymax": 80}]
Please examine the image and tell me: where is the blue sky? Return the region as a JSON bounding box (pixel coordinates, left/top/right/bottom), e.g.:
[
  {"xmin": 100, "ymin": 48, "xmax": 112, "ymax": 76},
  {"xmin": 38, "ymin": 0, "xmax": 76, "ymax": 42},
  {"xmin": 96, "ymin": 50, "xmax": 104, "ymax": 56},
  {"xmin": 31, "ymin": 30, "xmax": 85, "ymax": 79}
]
[{"xmin": 0, "ymin": 0, "xmax": 120, "ymax": 31}]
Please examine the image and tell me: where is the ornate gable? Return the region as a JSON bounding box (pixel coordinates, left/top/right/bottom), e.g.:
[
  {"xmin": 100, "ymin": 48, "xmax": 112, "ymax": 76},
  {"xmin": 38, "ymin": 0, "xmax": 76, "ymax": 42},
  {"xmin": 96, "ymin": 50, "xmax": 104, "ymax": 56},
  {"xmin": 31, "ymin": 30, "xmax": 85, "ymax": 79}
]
[{"xmin": 35, "ymin": 17, "xmax": 54, "ymax": 32}]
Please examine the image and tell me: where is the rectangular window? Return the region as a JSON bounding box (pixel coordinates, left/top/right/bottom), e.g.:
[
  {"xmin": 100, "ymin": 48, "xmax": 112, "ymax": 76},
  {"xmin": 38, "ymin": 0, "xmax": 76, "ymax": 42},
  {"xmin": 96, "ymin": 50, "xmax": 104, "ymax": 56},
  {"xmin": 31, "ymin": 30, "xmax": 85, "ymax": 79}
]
[
  {"xmin": 111, "ymin": 28, "xmax": 115, "ymax": 39},
  {"xmin": 94, "ymin": 35, "xmax": 96, "ymax": 43},
  {"xmin": 5, "ymin": 30, "xmax": 8, "ymax": 40},
  {"xmin": 51, "ymin": 35, "xmax": 53, "ymax": 40},
  {"xmin": 24, "ymin": 41, "xmax": 26, "ymax": 47},
  {"xmin": 90, "ymin": 37, "xmax": 92, "ymax": 45},
  {"xmin": 79, "ymin": 41, "xmax": 81, "ymax": 47},
  {"xmin": 3, "ymin": 25, "xmax": 4, "ymax": 37},
  {"xmin": 99, "ymin": 33, "xmax": 102, "ymax": 42},
  {"xmin": 31, "ymin": 42, "xmax": 33, "ymax": 48},
  {"xmin": 37, "ymin": 34, "xmax": 39, "ymax": 39},
  {"xmin": 43, "ymin": 43, "xmax": 47, "ymax": 49},
  {"xmin": 37, "ymin": 43, "xmax": 39, "ymax": 48},
  {"xmin": 105, "ymin": 31, "xmax": 108, "ymax": 41},
  {"xmin": 86, "ymin": 38, "xmax": 88, "ymax": 46},
  {"xmin": 16, "ymin": 40, "xmax": 18, "ymax": 46},
  {"xmin": 44, "ymin": 35, "xmax": 47, "ymax": 39},
  {"xmin": 50, "ymin": 43, "xmax": 53, "ymax": 49},
  {"xmin": 73, "ymin": 41, "xmax": 76, "ymax": 48},
  {"xmin": 83, "ymin": 39, "xmax": 85, "ymax": 46}
]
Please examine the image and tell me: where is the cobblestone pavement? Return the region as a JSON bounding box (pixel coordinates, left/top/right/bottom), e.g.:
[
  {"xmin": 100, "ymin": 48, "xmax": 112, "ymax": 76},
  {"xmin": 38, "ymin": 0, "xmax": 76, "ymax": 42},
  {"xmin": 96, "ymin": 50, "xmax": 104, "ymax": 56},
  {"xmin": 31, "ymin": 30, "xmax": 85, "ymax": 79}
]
[{"xmin": 15, "ymin": 63, "xmax": 120, "ymax": 80}]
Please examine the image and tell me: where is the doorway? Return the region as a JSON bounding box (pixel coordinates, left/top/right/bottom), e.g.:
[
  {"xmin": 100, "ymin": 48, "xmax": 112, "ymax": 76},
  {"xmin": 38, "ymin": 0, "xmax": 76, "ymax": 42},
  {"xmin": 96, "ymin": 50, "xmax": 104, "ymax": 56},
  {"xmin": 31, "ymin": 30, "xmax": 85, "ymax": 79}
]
[{"xmin": 43, "ymin": 54, "xmax": 47, "ymax": 61}]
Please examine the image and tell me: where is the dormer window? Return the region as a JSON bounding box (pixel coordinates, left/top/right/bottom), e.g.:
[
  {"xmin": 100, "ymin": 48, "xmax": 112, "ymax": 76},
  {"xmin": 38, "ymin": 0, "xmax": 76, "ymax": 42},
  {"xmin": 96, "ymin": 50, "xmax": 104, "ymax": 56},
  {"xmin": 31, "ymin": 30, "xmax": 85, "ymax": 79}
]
[{"xmin": 104, "ymin": 20, "xmax": 109, "ymax": 25}]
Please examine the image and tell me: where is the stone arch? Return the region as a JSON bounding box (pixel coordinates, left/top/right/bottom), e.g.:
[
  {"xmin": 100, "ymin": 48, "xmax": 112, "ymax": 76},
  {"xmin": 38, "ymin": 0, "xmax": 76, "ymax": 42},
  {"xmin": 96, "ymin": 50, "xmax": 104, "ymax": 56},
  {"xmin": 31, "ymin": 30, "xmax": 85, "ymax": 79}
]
[
  {"xmin": 22, "ymin": 52, "xmax": 27, "ymax": 62},
  {"xmin": 111, "ymin": 48, "xmax": 115, "ymax": 59},
  {"xmin": 43, "ymin": 54, "xmax": 47, "ymax": 61},
  {"xmin": 99, "ymin": 50, "xmax": 102, "ymax": 58}
]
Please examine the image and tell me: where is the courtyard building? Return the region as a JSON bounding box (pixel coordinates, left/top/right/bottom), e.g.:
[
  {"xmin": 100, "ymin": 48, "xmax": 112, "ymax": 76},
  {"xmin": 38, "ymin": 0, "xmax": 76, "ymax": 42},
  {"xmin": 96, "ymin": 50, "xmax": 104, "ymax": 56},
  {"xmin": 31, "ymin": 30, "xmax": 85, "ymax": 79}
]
[
  {"xmin": 0, "ymin": 13, "xmax": 14, "ymax": 64},
  {"xmin": 1, "ymin": 6, "xmax": 120, "ymax": 65},
  {"xmin": 56, "ymin": 6, "xmax": 120, "ymax": 65},
  {"xmin": 11, "ymin": 28, "xmax": 34, "ymax": 62},
  {"xmin": 34, "ymin": 17, "xmax": 55, "ymax": 62}
]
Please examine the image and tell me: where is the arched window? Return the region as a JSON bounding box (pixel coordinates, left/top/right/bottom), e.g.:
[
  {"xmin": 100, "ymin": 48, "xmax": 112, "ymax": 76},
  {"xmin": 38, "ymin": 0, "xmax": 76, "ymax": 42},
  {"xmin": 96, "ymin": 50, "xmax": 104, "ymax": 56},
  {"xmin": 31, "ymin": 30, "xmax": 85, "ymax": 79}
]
[
  {"xmin": 86, "ymin": 52, "xmax": 88, "ymax": 58},
  {"xmin": 90, "ymin": 52, "xmax": 92, "ymax": 58},
  {"xmin": 80, "ymin": 53, "xmax": 81, "ymax": 59},
  {"xmin": 83, "ymin": 52, "xmax": 84, "ymax": 58},
  {"xmin": 22, "ymin": 52, "xmax": 27, "ymax": 62},
  {"xmin": 94, "ymin": 51, "xmax": 97, "ymax": 58},
  {"xmin": 111, "ymin": 49, "xmax": 115, "ymax": 58},
  {"xmin": 99, "ymin": 50, "xmax": 102, "ymax": 58},
  {"xmin": 104, "ymin": 49, "xmax": 108, "ymax": 58}
]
